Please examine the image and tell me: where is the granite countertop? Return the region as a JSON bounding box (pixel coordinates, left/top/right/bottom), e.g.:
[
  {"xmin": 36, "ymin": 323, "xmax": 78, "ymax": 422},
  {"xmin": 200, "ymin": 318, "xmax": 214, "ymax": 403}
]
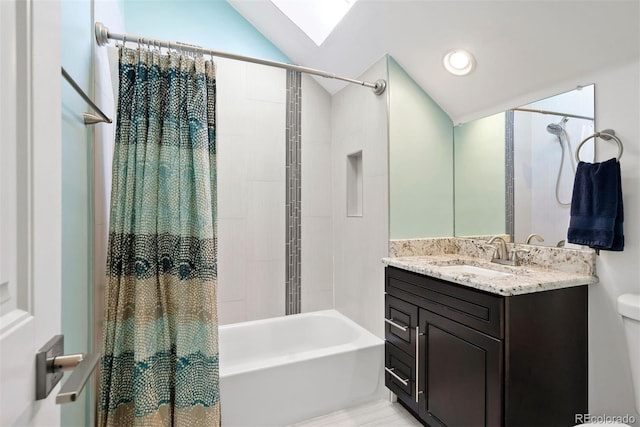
[{"xmin": 382, "ymin": 254, "xmax": 599, "ymax": 296}]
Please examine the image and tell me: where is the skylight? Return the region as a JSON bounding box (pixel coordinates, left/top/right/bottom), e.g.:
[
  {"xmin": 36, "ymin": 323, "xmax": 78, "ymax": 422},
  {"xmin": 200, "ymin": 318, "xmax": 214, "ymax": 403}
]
[{"xmin": 270, "ymin": 0, "xmax": 358, "ymax": 46}]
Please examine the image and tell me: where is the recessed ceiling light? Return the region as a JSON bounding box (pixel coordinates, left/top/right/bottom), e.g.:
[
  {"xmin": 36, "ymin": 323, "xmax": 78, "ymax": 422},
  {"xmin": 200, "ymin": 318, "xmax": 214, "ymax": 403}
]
[
  {"xmin": 271, "ymin": 0, "xmax": 358, "ymax": 46},
  {"xmin": 443, "ymin": 49, "xmax": 476, "ymax": 76}
]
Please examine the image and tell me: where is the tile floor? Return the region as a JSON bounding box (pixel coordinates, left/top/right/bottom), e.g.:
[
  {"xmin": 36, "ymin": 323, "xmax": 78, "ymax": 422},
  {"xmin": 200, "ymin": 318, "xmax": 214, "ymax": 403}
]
[{"xmin": 293, "ymin": 399, "xmax": 422, "ymax": 426}]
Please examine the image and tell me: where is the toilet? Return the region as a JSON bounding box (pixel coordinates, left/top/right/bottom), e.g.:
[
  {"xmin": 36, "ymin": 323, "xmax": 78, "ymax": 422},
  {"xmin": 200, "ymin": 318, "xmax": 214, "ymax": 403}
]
[
  {"xmin": 618, "ymin": 294, "xmax": 640, "ymax": 416},
  {"xmin": 575, "ymin": 293, "xmax": 640, "ymax": 426}
]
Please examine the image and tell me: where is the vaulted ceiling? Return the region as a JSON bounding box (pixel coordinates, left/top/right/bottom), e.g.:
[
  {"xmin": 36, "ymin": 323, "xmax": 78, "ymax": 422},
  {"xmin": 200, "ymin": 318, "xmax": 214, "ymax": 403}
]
[{"xmin": 228, "ymin": 0, "xmax": 639, "ymax": 124}]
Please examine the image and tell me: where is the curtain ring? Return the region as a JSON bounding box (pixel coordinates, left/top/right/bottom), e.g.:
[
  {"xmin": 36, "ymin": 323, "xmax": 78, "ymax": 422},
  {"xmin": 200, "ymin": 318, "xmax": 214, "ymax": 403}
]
[{"xmin": 121, "ymin": 34, "xmax": 126, "ymax": 48}]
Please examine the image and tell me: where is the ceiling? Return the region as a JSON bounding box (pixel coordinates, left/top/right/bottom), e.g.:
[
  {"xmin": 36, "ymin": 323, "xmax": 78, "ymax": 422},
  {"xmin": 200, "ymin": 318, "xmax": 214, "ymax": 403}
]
[{"xmin": 228, "ymin": 0, "xmax": 639, "ymax": 124}]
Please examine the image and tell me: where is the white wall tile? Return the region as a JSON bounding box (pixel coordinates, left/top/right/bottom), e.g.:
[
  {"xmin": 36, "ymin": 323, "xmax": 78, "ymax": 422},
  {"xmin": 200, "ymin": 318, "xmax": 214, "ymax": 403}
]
[
  {"xmin": 302, "ymin": 138, "xmax": 332, "ymax": 217},
  {"xmin": 247, "ymin": 181, "xmax": 285, "ymax": 262},
  {"xmin": 301, "ymin": 75, "xmax": 332, "ymax": 142},
  {"xmin": 216, "ymin": 60, "xmax": 251, "ymax": 134},
  {"xmin": 217, "ymin": 218, "xmax": 248, "ymax": 303},
  {"xmin": 218, "ymin": 300, "xmax": 248, "ymax": 325},
  {"xmin": 301, "ymin": 217, "xmax": 332, "ymax": 293},
  {"xmin": 301, "ymin": 290, "xmax": 333, "ymax": 313},
  {"xmin": 215, "ymin": 60, "xmax": 287, "ymax": 323},
  {"xmin": 245, "ymin": 62, "xmax": 286, "ymax": 103},
  {"xmin": 247, "ymin": 100, "xmax": 286, "ymax": 182},
  {"xmin": 246, "ymin": 259, "xmax": 285, "ymax": 302},
  {"xmin": 217, "ymin": 132, "xmax": 248, "ymax": 219},
  {"xmin": 332, "ymin": 57, "xmax": 389, "ymax": 338},
  {"xmin": 246, "ymin": 295, "xmax": 285, "ymax": 321},
  {"xmin": 299, "ymin": 74, "xmax": 333, "ymax": 313}
]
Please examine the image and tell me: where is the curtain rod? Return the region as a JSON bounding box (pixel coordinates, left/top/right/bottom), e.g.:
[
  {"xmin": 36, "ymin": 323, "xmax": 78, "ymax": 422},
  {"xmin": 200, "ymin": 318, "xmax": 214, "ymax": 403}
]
[
  {"xmin": 94, "ymin": 22, "xmax": 387, "ymax": 96},
  {"xmin": 61, "ymin": 67, "xmax": 113, "ymax": 124},
  {"xmin": 511, "ymin": 107, "xmax": 594, "ymax": 121}
]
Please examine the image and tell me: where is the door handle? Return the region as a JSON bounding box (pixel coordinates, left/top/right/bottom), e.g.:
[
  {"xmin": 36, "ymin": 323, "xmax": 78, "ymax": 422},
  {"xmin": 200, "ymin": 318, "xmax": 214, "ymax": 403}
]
[
  {"xmin": 415, "ymin": 325, "xmax": 420, "ymax": 402},
  {"xmin": 415, "ymin": 325, "xmax": 425, "ymax": 403},
  {"xmin": 35, "ymin": 335, "xmax": 100, "ymax": 404},
  {"xmin": 55, "ymin": 352, "xmax": 101, "ymax": 403}
]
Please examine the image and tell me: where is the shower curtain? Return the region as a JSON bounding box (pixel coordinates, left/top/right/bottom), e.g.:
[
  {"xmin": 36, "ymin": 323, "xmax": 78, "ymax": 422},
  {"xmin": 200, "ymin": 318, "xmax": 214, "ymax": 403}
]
[{"xmin": 98, "ymin": 47, "xmax": 220, "ymax": 427}]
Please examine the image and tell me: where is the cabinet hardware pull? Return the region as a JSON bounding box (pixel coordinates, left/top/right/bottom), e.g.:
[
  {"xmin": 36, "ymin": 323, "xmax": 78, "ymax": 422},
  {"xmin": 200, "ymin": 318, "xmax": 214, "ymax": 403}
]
[
  {"xmin": 415, "ymin": 325, "xmax": 420, "ymax": 402},
  {"xmin": 385, "ymin": 367, "xmax": 410, "ymax": 386},
  {"xmin": 385, "ymin": 318, "xmax": 408, "ymax": 332}
]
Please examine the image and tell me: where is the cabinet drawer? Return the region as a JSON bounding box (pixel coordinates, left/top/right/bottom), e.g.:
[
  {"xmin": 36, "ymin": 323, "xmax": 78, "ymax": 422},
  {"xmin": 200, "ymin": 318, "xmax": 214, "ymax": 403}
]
[
  {"xmin": 385, "ymin": 294, "xmax": 417, "ymax": 357},
  {"xmin": 386, "ymin": 267, "xmax": 504, "ymax": 339},
  {"xmin": 385, "ymin": 342, "xmax": 417, "ymax": 411}
]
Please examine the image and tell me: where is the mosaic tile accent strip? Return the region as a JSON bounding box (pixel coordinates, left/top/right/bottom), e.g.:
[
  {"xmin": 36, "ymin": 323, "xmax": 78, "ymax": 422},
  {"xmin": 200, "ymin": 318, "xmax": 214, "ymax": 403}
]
[
  {"xmin": 285, "ymin": 70, "xmax": 302, "ymax": 315},
  {"xmin": 505, "ymin": 110, "xmax": 515, "ymax": 241}
]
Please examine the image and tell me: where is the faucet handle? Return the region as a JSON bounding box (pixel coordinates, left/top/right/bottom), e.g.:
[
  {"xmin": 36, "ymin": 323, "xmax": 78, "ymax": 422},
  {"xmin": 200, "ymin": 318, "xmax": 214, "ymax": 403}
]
[
  {"xmin": 511, "ymin": 248, "xmax": 530, "ymax": 265},
  {"xmin": 482, "ymin": 244, "xmax": 498, "ymax": 260}
]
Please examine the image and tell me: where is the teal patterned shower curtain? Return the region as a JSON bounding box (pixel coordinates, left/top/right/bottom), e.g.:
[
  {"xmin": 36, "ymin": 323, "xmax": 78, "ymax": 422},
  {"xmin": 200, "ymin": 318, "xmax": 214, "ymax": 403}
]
[{"xmin": 98, "ymin": 47, "xmax": 220, "ymax": 427}]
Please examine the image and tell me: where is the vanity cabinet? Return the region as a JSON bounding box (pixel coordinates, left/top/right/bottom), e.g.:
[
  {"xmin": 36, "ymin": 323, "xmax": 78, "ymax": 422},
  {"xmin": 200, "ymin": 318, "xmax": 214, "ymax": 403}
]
[{"xmin": 385, "ymin": 266, "xmax": 588, "ymax": 427}]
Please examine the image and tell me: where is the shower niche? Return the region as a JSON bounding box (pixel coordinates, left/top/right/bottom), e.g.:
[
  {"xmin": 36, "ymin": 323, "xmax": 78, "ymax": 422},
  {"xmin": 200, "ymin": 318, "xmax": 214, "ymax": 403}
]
[{"xmin": 347, "ymin": 151, "xmax": 363, "ymax": 217}]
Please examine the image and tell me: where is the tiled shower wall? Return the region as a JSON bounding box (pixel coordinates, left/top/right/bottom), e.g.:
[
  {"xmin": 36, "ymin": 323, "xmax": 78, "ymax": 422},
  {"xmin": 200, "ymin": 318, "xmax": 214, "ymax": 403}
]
[
  {"xmin": 300, "ymin": 75, "xmax": 333, "ymax": 313},
  {"xmin": 332, "ymin": 57, "xmax": 389, "ymax": 338},
  {"xmin": 216, "ymin": 59, "xmax": 287, "ymax": 324},
  {"xmin": 217, "ymin": 62, "xmax": 334, "ymax": 324}
]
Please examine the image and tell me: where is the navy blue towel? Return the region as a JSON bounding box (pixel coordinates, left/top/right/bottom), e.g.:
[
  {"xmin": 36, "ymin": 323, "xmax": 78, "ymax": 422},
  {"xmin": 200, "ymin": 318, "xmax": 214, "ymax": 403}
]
[{"xmin": 567, "ymin": 158, "xmax": 624, "ymax": 251}]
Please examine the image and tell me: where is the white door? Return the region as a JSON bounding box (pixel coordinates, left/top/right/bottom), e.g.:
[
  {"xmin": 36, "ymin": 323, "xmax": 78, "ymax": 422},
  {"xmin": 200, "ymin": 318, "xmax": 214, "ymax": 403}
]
[{"xmin": 0, "ymin": 0, "xmax": 63, "ymax": 425}]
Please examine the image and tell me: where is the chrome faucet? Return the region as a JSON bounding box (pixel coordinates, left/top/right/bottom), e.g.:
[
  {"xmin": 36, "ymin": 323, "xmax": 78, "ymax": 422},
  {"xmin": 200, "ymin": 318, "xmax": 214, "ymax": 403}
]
[{"xmin": 525, "ymin": 233, "xmax": 544, "ymax": 245}]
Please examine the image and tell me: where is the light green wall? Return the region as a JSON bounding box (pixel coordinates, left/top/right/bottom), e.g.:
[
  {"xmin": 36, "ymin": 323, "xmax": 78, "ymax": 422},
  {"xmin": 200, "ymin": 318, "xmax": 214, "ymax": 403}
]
[
  {"xmin": 124, "ymin": 0, "xmax": 289, "ymax": 62},
  {"xmin": 388, "ymin": 57, "xmax": 454, "ymax": 239},
  {"xmin": 61, "ymin": 1, "xmax": 94, "ymax": 425},
  {"xmin": 453, "ymin": 112, "xmax": 505, "ymax": 236}
]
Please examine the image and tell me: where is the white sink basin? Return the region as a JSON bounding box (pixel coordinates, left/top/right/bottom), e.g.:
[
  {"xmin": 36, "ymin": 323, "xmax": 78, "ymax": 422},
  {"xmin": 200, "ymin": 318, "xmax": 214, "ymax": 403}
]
[{"xmin": 439, "ymin": 264, "xmax": 513, "ymax": 278}]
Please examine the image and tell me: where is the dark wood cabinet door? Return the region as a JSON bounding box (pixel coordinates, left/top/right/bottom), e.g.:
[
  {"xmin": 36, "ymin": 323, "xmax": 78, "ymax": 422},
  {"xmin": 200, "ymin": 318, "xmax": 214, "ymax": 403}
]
[{"xmin": 419, "ymin": 309, "xmax": 503, "ymax": 427}]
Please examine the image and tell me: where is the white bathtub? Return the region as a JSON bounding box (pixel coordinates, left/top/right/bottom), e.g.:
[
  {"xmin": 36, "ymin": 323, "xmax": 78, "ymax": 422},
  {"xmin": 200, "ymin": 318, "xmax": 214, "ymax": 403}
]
[{"xmin": 219, "ymin": 310, "xmax": 385, "ymax": 426}]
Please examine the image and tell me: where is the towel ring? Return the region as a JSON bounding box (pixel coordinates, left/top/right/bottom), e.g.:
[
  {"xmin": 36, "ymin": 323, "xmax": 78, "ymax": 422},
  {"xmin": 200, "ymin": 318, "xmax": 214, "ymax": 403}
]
[{"xmin": 575, "ymin": 129, "xmax": 623, "ymax": 162}]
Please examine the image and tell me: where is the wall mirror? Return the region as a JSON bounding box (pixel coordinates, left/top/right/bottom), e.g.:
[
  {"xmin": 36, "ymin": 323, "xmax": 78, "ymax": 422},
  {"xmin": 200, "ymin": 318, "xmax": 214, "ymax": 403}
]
[
  {"xmin": 454, "ymin": 85, "xmax": 595, "ymax": 247},
  {"xmin": 388, "ymin": 57, "xmax": 595, "ymax": 248}
]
